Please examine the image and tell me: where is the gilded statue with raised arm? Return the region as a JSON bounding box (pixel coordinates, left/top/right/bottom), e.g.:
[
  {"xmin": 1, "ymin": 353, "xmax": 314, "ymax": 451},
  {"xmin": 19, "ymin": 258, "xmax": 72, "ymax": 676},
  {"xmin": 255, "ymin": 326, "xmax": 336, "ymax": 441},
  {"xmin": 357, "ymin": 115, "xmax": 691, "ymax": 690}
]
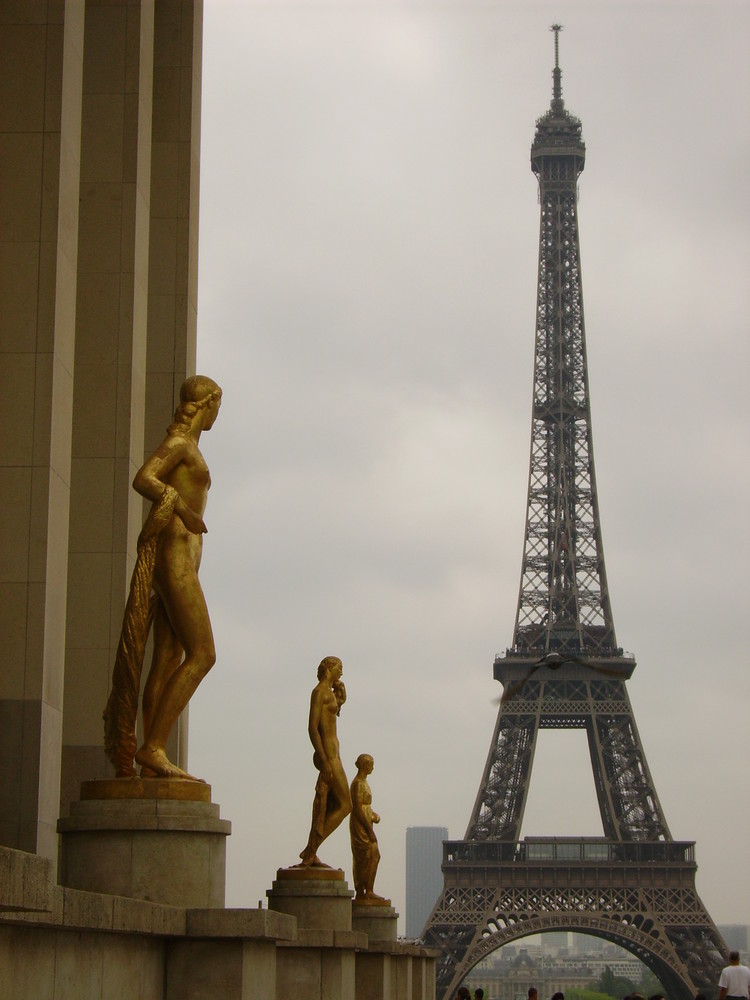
[
  {"xmin": 103, "ymin": 375, "xmax": 222, "ymax": 780},
  {"xmin": 349, "ymin": 753, "xmax": 387, "ymax": 903},
  {"xmin": 298, "ymin": 656, "xmax": 352, "ymax": 867}
]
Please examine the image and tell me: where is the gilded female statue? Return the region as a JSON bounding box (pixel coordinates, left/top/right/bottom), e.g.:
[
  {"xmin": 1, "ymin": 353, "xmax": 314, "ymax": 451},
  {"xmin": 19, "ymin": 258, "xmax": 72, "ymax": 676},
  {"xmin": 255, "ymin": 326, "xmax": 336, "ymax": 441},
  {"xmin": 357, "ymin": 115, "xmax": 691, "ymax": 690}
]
[
  {"xmin": 299, "ymin": 656, "xmax": 352, "ymax": 866},
  {"xmin": 349, "ymin": 753, "xmax": 386, "ymax": 902},
  {"xmin": 103, "ymin": 375, "xmax": 222, "ymax": 780}
]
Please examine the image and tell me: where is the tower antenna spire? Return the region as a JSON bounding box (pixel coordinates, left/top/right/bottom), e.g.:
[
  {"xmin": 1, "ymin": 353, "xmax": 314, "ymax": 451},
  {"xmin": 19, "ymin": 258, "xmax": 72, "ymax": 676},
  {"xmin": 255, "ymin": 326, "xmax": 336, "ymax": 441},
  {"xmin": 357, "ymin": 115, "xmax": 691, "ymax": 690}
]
[{"xmin": 550, "ymin": 23, "xmax": 563, "ymax": 104}]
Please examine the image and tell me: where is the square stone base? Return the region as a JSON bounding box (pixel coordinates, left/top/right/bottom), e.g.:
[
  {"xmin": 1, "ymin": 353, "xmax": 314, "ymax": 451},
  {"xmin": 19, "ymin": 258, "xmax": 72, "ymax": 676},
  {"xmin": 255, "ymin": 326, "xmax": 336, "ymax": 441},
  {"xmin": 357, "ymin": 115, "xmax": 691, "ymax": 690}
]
[
  {"xmin": 267, "ymin": 867, "xmax": 353, "ymax": 931},
  {"xmin": 57, "ymin": 780, "xmax": 230, "ymax": 907},
  {"xmin": 352, "ymin": 901, "xmax": 398, "ymax": 942}
]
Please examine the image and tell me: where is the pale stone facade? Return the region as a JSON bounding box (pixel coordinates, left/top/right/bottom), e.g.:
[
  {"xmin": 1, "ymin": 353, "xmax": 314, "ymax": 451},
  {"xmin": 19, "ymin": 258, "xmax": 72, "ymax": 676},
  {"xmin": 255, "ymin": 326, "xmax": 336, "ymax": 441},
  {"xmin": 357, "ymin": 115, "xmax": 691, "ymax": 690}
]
[{"xmin": 0, "ymin": 0, "xmax": 201, "ymax": 862}]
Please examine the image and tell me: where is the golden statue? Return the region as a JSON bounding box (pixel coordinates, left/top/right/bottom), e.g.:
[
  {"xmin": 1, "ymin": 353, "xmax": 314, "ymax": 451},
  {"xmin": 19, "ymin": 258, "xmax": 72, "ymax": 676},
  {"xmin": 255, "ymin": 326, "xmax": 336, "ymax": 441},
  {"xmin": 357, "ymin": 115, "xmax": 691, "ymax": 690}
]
[
  {"xmin": 298, "ymin": 656, "xmax": 352, "ymax": 867},
  {"xmin": 349, "ymin": 753, "xmax": 386, "ymax": 903},
  {"xmin": 103, "ymin": 375, "xmax": 222, "ymax": 780}
]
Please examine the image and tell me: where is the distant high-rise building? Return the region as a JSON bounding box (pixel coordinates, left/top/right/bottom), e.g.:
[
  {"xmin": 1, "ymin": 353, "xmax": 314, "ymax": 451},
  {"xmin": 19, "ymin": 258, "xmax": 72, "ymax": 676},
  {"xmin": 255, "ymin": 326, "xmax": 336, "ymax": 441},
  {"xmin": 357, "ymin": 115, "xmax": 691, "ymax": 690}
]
[{"xmin": 406, "ymin": 826, "xmax": 448, "ymax": 938}]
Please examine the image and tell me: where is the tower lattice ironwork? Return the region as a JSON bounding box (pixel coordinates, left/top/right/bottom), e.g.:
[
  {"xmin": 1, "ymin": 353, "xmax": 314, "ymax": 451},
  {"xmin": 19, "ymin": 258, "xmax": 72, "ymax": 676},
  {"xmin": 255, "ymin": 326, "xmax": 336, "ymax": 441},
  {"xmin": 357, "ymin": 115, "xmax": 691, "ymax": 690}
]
[{"xmin": 421, "ymin": 28, "xmax": 726, "ymax": 1000}]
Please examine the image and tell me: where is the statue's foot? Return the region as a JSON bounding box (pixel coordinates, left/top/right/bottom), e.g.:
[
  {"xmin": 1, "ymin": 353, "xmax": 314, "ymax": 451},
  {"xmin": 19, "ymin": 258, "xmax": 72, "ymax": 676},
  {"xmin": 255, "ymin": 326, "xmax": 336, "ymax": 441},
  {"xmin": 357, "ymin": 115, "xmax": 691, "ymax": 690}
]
[
  {"xmin": 355, "ymin": 891, "xmax": 390, "ymax": 905},
  {"xmin": 135, "ymin": 745, "xmax": 203, "ymax": 781},
  {"xmin": 296, "ymin": 852, "xmax": 331, "ymax": 868}
]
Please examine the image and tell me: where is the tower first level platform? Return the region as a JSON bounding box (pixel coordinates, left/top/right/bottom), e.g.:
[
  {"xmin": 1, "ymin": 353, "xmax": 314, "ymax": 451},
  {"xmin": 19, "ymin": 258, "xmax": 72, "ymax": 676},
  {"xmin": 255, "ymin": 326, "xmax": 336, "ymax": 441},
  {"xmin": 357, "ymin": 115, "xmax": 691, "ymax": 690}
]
[{"xmin": 428, "ymin": 836, "xmax": 724, "ymax": 1000}]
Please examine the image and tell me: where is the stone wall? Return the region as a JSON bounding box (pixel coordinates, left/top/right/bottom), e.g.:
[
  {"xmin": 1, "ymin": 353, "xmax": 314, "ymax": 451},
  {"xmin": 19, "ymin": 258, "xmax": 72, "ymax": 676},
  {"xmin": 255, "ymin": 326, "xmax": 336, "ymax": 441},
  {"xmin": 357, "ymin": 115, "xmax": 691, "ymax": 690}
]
[{"xmin": 1, "ymin": 846, "xmax": 436, "ymax": 999}]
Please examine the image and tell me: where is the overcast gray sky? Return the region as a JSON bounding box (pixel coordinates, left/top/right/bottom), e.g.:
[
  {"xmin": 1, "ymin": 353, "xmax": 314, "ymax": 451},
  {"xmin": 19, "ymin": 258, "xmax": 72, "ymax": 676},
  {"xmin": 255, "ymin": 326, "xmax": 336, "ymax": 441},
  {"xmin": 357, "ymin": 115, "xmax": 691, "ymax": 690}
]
[{"xmin": 190, "ymin": 0, "xmax": 750, "ymax": 932}]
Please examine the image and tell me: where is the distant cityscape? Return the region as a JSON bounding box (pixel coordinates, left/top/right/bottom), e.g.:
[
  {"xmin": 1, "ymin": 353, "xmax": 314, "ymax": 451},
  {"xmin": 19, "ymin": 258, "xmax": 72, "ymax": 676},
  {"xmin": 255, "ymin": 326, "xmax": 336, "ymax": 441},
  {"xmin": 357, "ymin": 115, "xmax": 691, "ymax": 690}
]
[{"xmin": 463, "ymin": 930, "xmax": 750, "ymax": 1000}]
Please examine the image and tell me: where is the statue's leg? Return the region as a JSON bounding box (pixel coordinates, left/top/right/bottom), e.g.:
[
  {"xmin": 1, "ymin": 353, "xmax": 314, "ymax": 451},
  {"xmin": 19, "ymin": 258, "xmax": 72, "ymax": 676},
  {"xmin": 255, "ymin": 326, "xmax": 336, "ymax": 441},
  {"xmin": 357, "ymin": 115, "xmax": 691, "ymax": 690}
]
[
  {"xmin": 319, "ymin": 763, "xmax": 352, "ymax": 840},
  {"xmin": 141, "ymin": 598, "xmax": 182, "ymax": 745},
  {"xmin": 366, "ymin": 844, "xmax": 381, "ymax": 896},
  {"xmin": 300, "ymin": 778, "xmax": 329, "ymax": 864},
  {"xmin": 135, "ymin": 553, "xmax": 215, "ymax": 779}
]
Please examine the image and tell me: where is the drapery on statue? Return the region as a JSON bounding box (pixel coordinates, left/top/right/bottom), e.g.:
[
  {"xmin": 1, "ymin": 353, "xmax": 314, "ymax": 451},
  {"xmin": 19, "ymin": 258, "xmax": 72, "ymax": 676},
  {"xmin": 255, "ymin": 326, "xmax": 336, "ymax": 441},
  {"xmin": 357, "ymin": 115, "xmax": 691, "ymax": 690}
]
[
  {"xmin": 103, "ymin": 375, "xmax": 222, "ymax": 780},
  {"xmin": 298, "ymin": 656, "xmax": 352, "ymax": 867},
  {"xmin": 349, "ymin": 753, "xmax": 387, "ymax": 903}
]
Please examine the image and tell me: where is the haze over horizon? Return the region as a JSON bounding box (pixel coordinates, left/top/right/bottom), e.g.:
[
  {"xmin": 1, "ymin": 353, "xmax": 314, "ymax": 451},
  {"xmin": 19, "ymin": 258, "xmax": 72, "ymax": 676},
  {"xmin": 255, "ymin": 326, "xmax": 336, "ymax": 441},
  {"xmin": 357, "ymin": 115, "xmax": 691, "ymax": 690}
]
[{"xmin": 190, "ymin": 0, "xmax": 750, "ymax": 933}]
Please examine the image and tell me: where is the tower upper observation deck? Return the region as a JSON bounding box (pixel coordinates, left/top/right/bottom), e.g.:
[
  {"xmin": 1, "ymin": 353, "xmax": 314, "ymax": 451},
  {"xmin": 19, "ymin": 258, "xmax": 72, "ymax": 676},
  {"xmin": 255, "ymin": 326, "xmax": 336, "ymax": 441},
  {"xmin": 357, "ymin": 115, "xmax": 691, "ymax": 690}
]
[{"xmin": 531, "ymin": 24, "xmax": 586, "ymax": 168}]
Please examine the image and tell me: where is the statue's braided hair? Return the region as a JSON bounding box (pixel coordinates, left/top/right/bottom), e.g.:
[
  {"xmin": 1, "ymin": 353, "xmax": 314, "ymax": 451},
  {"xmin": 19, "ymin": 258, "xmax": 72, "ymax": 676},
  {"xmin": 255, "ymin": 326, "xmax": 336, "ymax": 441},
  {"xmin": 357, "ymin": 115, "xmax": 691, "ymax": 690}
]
[{"xmin": 168, "ymin": 375, "xmax": 222, "ymax": 436}]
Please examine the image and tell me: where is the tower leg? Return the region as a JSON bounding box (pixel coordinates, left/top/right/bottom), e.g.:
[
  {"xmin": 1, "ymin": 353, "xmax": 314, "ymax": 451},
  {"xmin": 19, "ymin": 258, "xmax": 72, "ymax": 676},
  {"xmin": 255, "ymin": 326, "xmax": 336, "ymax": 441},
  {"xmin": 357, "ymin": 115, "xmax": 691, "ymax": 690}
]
[{"xmin": 421, "ymin": 671, "xmax": 725, "ymax": 1000}]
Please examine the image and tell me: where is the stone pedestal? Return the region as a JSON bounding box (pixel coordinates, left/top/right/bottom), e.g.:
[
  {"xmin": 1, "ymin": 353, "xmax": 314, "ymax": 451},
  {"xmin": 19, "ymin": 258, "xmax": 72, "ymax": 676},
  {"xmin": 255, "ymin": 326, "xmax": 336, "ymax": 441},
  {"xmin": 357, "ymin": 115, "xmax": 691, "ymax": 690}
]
[
  {"xmin": 267, "ymin": 868, "xmax": 361, "ymax": 1000},
  {"xmin": 351, "ymin": 900, "xmax": 397, "ymax": 943},
  {"xmin": 57, "ymin": 779, "xmax": 230, "ymax": 907},
  {"xmin": 267, "ymin": 867, "xmax": 353, "ymax": 931},
  {"xmin": 352, "ymin": 901, "xmax": 401, "ymax": 1000},
  {"xmin": 259, "ymin": 869, "xmax": 436, "ymax": 1000}
]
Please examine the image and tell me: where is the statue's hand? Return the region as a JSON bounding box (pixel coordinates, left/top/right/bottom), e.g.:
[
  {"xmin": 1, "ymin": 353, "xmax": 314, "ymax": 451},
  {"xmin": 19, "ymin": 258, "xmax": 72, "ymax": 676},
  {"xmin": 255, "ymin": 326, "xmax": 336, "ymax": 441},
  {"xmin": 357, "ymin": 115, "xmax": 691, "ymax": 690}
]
[
  {"xmin": 333, "ymin": 680, "xmax": 346, "ymax": 706},
  {"xmin": 177, "ymin": 502, "xmax": 207, "ymax": 534}
]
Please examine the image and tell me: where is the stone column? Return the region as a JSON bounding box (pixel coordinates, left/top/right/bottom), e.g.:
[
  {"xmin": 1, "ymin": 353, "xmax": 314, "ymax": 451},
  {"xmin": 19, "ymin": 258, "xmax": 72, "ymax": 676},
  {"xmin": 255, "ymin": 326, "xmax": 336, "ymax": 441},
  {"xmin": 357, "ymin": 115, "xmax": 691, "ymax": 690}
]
[
  {"xmin": 60, "ymin": 0, "xmax": 203, "ymax": 809},
  {"xmin": 60, "ymin": 0, "xmax": 155, "ymax": 813},
  {"xmin": 145, "ymin": 0, "xmax": 202, "ymax": 435},
  {"xmin": 0, "ymin": 0, "xmax": 85, "ymax": 861}
]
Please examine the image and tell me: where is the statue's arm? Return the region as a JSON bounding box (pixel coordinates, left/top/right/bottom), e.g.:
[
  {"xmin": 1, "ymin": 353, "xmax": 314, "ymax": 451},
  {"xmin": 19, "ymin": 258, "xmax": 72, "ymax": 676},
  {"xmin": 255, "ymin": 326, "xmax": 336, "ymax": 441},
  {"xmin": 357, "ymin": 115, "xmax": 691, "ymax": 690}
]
[
  {"xmin": 332, "ymin": 680, "xmax": 346, "ymax": 713},
  {"xmin": 351, "ymin": 780, "xmax": 376, "ymax": 840},
  {"xmin": 133, "ymin": 437, "xmax": 206, "ymax": 534},
  {"xmin": 307, "ymin": 689, "xmax": 332, "ymax": 781}
]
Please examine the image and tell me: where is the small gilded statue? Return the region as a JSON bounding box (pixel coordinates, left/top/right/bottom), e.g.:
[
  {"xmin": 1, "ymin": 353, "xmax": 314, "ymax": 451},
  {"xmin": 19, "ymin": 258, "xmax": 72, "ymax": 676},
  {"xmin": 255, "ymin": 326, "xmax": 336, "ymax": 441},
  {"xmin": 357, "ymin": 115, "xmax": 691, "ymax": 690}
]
[
  {"xmin": 350, "ymin": 753, "xmax": 387, "ymax": 903},
  {"xmin": 103, "ymin": 375, "xmax": 222, "ymax": 780},
  {"xmin": 299, "ymin": 656, "xmax": 352, "ymax": 867}
]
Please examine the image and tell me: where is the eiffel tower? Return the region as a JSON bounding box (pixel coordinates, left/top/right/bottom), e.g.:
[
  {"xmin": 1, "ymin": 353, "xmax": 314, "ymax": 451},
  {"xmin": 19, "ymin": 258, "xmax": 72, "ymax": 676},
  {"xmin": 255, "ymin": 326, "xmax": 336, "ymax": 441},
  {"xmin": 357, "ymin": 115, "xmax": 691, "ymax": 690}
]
[{"xmin": 421, "ymin": 27, "xmax": 727, "ymax": 1000}]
